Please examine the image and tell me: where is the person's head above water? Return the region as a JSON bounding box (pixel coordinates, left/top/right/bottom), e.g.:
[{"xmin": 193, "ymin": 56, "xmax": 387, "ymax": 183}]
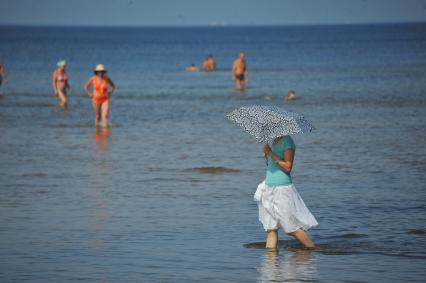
[
  {"xmin": 94, "ymin": 64, "xmax": 107, "ymax": 77},
  {"xmin": 186, "ymin": 64, "xmax": 198, "ymax": 72},
  {"xmin": 57, "ymin": 59, "xmax": 66, "ymax": 69},
  {"xmin": 286, "ymin": 90, "xmax": 297, "ymax": 101},
  {"xmin": 239, "ymin": 51, "xmax": 245, "ymax": 59}
]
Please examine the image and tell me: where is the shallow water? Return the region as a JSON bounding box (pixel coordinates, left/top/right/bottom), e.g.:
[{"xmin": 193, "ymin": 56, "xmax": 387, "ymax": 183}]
[{"xmin": 0, "ymin": 24, "xmax": 425, "ymax": 282}]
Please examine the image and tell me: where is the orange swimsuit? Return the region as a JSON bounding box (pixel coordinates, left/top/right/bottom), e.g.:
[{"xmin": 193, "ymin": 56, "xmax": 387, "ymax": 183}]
[{"xmin": 93, "ymin": 77, "xmax": 109, "ymax": 105}]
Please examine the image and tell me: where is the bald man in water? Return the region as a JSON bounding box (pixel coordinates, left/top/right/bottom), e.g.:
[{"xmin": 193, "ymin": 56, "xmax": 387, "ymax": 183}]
[{"xmin": 232, "ymin": 52, "xmax": 247, "ymax": 90}]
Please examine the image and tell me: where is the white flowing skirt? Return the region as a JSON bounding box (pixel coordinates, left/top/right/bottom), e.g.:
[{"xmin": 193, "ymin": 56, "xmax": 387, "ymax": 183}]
[{"xmin": 254, "ymin": 180, "xmax": 318, "ymax": 233}]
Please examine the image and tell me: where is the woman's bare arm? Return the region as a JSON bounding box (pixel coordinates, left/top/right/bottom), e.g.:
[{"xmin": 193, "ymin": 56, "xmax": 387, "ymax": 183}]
[
  {"xmin": 51, "ymin": 70, "xmax": 57, "ymax": 93},
  {"xmin": 65, "ymin": 77, "xmax": 70, "ymax": 90},
  {"xmin": 84, "ymin": 77, "xmax": 93, "ymax": 97},
  {"xmin": 0, "ymin": 65, "xmax": 8, "ymax": 83},
  {"xmin": 263, "ymin": 144, "xmax": 295, "ymax": 173},
  {"xmin": 107, "ymin": 77, "xmax": 116, "ymax": 96},
  {"xmin": 276, "ymin": 150, "xmax": 294, "ymax": 173}
]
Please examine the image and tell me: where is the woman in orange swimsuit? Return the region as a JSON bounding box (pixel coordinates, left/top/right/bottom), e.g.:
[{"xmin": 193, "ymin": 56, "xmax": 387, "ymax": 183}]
[{"xmin": 84, "ymin": 64, "xmax": 116, "ymax": 127}]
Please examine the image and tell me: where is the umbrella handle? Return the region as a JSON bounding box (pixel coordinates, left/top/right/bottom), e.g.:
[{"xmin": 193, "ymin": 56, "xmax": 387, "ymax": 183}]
[{"xmin": 264, "ymin": 142, "xmax": 270, "ymax": 166}]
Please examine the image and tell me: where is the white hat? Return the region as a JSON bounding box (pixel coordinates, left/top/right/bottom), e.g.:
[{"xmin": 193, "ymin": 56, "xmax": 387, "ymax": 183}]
[
  {"xmin": 57, "ymin": 59, "xmax": 66, "ymax": 67},
  {"xmin": 94, "ymin": 64, "xmax": 107, "ymax": 72}
]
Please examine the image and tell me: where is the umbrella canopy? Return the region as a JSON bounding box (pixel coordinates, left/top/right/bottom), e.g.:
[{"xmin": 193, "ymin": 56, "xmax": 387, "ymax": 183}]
[{"xmin": 226, "ymin": 105, "xmax": 314, "ymax": 143}]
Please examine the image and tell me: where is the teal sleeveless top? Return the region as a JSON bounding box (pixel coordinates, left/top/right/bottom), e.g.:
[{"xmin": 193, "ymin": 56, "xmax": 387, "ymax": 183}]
[{"xmin": 266, "ymin": 136, "xmax": 295, "ymax": 186}]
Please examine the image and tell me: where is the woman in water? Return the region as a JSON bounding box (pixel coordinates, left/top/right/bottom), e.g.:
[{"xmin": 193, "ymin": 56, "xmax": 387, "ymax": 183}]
[
  {"xmin": 51, "ymin": 59, "xmax": 70, "ymax": 108},
  {"xmin": 0, "ymin": 63, "xmax": 8, "ymax": 86},
  {"xmin": 84, "ymin": 64, "xmax": 115, "ymax": 128},
  {"xmin": 255, "ymin": 135, "xmax": 318, "ymax": 250}
]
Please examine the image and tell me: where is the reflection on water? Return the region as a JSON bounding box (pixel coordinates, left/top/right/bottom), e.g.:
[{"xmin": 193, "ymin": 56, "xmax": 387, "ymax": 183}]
[
  {"xmin": 257, "ymin": 250, "xmax": 316, "ymax": 283},
  {"xmin": 92, "ymin": 127, "xmax": 111, "ymax": 155},
  {"xmin": 90, "ymin": 127, "xmax": 111, "ymax": 231},
  {"xmin": 89, "ymin": 127, "xmax": 111, "ymax": 282}
]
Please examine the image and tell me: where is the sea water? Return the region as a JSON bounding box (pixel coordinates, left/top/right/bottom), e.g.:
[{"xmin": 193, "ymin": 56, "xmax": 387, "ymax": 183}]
[{"xmin": 0, "ymin": 24, "xmax": 425, "ymax": 282}]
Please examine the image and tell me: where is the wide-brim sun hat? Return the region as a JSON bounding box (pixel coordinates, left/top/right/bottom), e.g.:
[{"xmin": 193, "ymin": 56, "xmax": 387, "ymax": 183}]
[
  {"xmin": 57, "ymin": 59, "xmax": 66, "ymax": 67},
  {"xmin": 94, "ymin": 64, "xmax": 107, "ymax": 72}
]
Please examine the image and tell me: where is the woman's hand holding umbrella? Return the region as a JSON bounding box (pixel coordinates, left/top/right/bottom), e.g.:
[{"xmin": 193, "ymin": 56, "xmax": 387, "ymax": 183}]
[{"xmin": 263, "ymin": 144, "xmax": 272, "ymax": 156}]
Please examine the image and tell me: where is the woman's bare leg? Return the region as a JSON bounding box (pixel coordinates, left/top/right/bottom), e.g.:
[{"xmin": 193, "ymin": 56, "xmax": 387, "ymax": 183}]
[
  {"xmin": 92, "ymin": 101, "xmax": 101, "ymax": 127},
  {"xmin": 57, "ymin": 89, "xmax": 67, "ymax": 109},
  {"xmin": 289, "ymin": 229, "xmax": 315, "ymax": 249},
  {"xmin": 100, "ymin": 100, "xmax": 110, "ymax": 128},
  {"xmin": 266, "ymin": 229, "xmax": 278, "ymax": 250}
]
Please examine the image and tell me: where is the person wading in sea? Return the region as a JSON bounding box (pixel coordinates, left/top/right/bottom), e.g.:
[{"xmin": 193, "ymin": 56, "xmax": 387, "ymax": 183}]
[
  {"xmin": 51, "ymin": 59, "xmax": 70, "ymax": 109},
  {"xmin": 257, "ymin": 135, "xmax": 318, "ymax": 250},
  {"xmin": 203, "ymin": 54, "xmax": 216, "ymax": 72},
  {"xmin": 84, "ymin": 64, "xmax": 116, "ymax": 128},
  {"xmin": 232, "ymin": 51, "xmax": 248, "ymax": 91},
  {"xmin": 0, "ymin": 63, "xmax": 8, "ymax": 92}
]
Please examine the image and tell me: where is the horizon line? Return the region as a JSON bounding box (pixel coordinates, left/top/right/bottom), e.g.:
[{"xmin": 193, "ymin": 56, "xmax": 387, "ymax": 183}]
[{"xmin": 1, "ymin": 21, "xmax": 425, "ymax": 29}]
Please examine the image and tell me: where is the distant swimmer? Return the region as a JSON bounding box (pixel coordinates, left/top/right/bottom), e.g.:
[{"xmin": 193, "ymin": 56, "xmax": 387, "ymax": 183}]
[
  {"xmin": 0, "ymin": 63, "xmax": 8, "ymax": 90},
  {"xmin": 186, "ymin": 64, "xmax": 198, "ymax": 72},
  {"xmin": 286, "ymin": 90, "xmax": 297, "ymax": 101},
  {"xmin": 232, "ymin": 51, "xmax": 248, "ymax": 91},
  {"xmin": 203, "ymin": 54, "xmax": 216, "ymax": 71},
  {"xmin": 84, "ymin": 64, "xmax": 116, "ymax": 128},
  {"xmin": 51, "ymin": 59, "xmax": 69, "ymax": 109}
]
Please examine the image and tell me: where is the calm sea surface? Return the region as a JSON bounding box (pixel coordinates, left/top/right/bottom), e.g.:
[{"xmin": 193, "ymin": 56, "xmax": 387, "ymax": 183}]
[{"xmin": 0, "ymin": 24, "xmax": 425, "ymax": 282}]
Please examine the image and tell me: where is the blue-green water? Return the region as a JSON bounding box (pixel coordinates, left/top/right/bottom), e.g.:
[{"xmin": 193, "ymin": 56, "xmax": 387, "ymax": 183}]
[{"xmin": 0, "ymin": 24, "xmax": 425, "ymax": 282}]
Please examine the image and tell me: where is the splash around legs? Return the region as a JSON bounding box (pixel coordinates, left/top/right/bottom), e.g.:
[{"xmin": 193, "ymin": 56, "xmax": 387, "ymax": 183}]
[{"xmin": 265, "ymin": 229, "xmax": 315, "ymax": 250}]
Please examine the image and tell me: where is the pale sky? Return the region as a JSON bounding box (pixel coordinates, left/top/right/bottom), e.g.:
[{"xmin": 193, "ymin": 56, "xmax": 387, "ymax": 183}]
[{"xmin": 0, "ymin": 0, "xmax": 425, "ymax": 26}]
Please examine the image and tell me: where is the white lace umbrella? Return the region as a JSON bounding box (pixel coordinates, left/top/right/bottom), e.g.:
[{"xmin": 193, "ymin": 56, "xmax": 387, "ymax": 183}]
[{"xmin": 226, "ymin": 105, "xmax": 314, "ymax": 143}]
